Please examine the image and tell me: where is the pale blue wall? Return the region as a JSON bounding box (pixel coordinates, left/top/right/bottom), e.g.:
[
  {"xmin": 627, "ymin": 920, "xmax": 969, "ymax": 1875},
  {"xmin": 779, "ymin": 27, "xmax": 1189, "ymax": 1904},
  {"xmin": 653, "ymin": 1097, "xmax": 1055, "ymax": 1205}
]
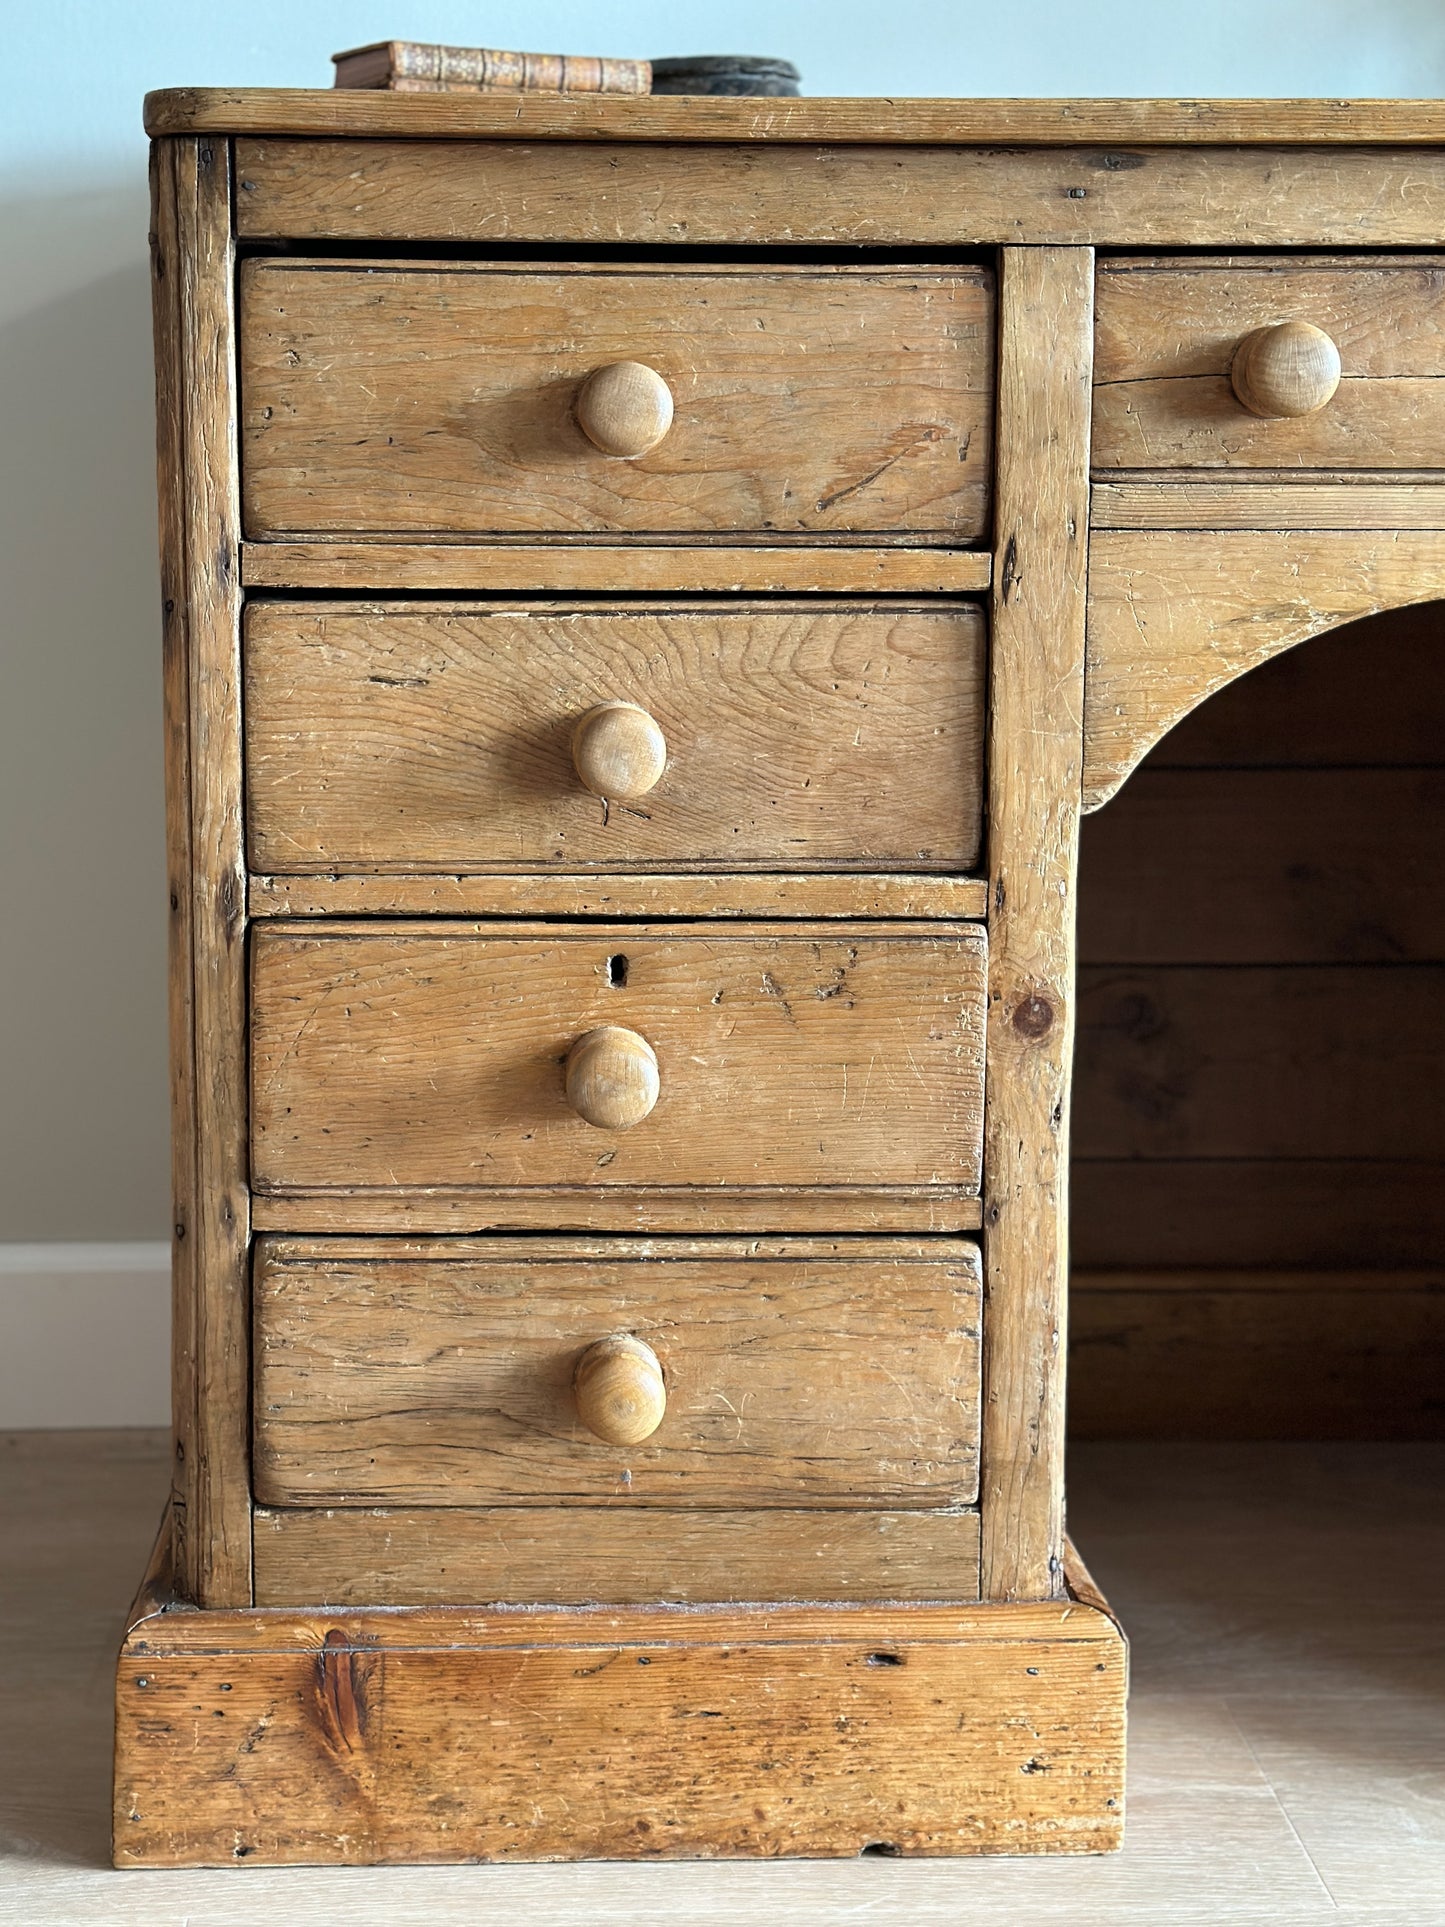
[{"xmin": 3, "ymin": 1, "xmax": 1443, "ymax": 1236}]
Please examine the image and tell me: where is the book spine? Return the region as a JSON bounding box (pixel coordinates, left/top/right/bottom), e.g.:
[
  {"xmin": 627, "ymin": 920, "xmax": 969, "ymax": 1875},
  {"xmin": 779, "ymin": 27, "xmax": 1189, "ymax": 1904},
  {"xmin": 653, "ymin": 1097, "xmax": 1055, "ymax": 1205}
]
[{"xmin": 377, "ymin": 43, "xmax": 650, "ymax": 94}]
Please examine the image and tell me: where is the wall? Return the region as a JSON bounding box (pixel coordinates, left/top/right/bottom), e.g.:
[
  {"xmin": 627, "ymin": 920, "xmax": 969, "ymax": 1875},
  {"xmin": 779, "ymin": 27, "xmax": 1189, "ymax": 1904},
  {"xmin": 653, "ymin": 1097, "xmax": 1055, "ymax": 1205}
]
[{"xmin": 3, "ymin": 1, "xmax": 1445, "ymax": 1419}]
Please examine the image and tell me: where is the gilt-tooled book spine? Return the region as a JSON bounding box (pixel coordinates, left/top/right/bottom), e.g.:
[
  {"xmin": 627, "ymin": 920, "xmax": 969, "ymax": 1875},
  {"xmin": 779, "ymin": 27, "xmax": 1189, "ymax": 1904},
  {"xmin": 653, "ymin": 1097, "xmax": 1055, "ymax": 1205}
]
[{"xmin": 332, "ymin": 41, "xmax": 652, "ymax": 95}]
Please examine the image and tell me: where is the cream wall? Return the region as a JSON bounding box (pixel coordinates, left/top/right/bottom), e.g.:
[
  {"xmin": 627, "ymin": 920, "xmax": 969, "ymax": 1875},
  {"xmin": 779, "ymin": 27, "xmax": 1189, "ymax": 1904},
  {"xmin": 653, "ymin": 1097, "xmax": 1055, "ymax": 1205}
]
[{"xmin": 3, "ymin": 0, "xmax": 1444, "ymax": 1242}]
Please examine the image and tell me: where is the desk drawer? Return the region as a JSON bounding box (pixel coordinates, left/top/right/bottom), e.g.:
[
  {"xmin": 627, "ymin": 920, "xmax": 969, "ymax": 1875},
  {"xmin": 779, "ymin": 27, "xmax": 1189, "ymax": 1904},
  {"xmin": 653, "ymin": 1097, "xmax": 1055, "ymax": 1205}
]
[
  {"xmin": 250, "ymin": 921, "xmax": 986, "ymax": 1223},
  {"xmin": 244, "ymin": 601, "xmax": 985, "ymax": 875},
  {"xmin": 252, "ymin": 1236, "xmax": 981, "ymax": 1511},
  {"xmin": 239, "ymin": 261, "xmax": 993, "ymax": 538},
  {"xmin": 1094, "ymin": 255, "xmax": 1445, "ymax": 472}
]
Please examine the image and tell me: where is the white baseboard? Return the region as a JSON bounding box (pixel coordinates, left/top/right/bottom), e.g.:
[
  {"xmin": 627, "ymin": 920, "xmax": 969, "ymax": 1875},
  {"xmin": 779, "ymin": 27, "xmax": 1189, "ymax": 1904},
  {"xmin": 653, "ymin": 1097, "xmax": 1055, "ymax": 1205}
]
[{"xmin": 0, "ymin": 1242, "xmax": 170, "ymax": 1427}]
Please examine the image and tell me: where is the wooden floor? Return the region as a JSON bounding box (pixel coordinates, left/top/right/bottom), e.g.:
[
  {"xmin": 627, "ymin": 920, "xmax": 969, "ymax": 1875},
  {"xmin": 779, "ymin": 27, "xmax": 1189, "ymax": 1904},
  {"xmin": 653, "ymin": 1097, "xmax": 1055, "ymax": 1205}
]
[{"xmin": 3, "ymin": 1431, "xmax": 1442, "ymax": 1922}]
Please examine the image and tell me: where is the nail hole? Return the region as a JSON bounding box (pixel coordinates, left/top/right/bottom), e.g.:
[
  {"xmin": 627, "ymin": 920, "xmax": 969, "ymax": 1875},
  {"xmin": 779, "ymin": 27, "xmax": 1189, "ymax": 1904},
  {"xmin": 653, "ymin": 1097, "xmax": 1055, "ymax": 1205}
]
[
  {"xmin": 607, "ymin": 953, "xmax": 629, "ymax": 987},
  {"xmin": 866, "ymin": 1651, "xmax": 904, "ymax": 1667}
]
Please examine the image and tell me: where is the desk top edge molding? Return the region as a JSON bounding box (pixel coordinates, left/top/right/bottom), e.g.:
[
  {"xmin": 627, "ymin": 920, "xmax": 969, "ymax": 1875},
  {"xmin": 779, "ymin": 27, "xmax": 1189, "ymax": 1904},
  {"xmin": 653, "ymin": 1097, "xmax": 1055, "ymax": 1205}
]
[{"xmin": 145, "ymin": 90, "xmax": 1445, "ymax": 145}]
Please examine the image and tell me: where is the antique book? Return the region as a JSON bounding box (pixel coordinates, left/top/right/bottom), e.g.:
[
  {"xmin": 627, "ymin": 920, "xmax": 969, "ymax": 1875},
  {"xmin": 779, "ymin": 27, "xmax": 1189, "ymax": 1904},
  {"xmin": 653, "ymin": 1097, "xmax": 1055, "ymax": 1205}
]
[{"xmin": 332, "ymin": 40, "xmax": 651, "ymax": 94}]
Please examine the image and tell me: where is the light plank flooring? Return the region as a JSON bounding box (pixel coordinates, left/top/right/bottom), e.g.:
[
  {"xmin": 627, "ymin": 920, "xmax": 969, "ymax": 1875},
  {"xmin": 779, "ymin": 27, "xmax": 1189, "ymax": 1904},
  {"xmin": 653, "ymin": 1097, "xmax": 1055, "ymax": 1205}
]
[{"xmin": 2, "ymin": 1431, "xmax": 1442, "ymax": 1923}]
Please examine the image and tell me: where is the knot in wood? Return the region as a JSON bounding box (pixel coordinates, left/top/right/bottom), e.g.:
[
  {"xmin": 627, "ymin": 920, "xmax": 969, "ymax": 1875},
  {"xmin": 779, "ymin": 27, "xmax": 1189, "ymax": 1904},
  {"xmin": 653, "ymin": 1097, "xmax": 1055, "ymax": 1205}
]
[{"xmin": 1012, "ymin": 994, "xmax": 1055, "ymax": 1040}]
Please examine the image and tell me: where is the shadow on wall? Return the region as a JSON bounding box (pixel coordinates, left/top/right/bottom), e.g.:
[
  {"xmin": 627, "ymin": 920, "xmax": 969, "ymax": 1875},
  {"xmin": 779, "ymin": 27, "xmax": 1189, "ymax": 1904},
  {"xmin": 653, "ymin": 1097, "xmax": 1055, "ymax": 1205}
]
[{"xmin": 0, "ymin": 186, "xmax": 170, "ymax": 1239}]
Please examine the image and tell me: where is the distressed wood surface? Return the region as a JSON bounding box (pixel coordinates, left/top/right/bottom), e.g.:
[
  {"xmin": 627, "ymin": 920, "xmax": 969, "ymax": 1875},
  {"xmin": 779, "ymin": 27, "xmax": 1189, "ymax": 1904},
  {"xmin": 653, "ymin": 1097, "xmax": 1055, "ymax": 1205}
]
[
  {"xmin": 1094, "ymin": 258, "xmax": 1445, "ymax": 472},
  {"xmin": 253, "ymin": 1238, "xmax": 981, "ymax": 1509},
  {"xmin": 239, "ymin": 542, "xmax": 994, "ymax": 593},
  {"xmin": 114, "ymin": 1523, "xmax": 1123, "ymax": 1866},
  {"xmin": 1124, "ymin": 598, "xmax": 1445, "ymax": 765},
  {"xmin": 1096, "ymin": 254, "xmax": 1445, "ymax": 369},
  {"xmin": 248, "ymin": 871, "xmax": 990, "ymax": 921},
  {"xmin": 245, "ymin": 602, "xmax": 985, "ymax": 875},
  {"xmin": 1083, "ymin": 529, "xmax": 1445, "ymax": 808},
  {"xmin": 155, "ymin": 138, "xmax": 252, "ymax": 1608},
  {"xmin": 1075, "ymin": 963, "xmax": 1445, "ymax": 1161},
  {"xmin": 254, "ymin": 1506, "xmax": 984, "ymax": 1607},
  {"xmin": 979, "ymin": 248, "xmax": 1093, "ymax": 1604},
  {"xmin": 251, "ymin": 1188, "xmax": 986, "ymax": 1236},
  {"xmin": 147, "ymin": 87, "xmax": 1445, "ymax": 142},
  {"xmin": 149, "ymin": 142, "xmax": 200, "ymax": 1608},
  {"xmin": 229, "ymin": 137, "xmax": 1445, "ymax": 249},
  {"xmin": 1092, "ymin": 479, "xmax": 1445, "ymax": 530},
  {"xmin": 250, "ymin": 921, "xmax": 987, "ymax": 1211},
  {"xmin": 1070, "ymin": 1269, "xmax": 1445, "ymax": 1440},
  {"xmin": 38, "ymin": 1429, "xmax": 1434, "ymax": 1904},
  {"xmin": 124, "ymin": 1549, "xmax": 1111, "ymax": 1654},
  {"xmin": 239, "ymin": 261, "xmax": 993, "ymax": 539},
  {"xmin": 1077, "ymin": 767, "xmax": 1445, "ymax": 963},
  {"xmin": 255, "ymin": 1235, "xmax": 966, "ymax": 1261}
]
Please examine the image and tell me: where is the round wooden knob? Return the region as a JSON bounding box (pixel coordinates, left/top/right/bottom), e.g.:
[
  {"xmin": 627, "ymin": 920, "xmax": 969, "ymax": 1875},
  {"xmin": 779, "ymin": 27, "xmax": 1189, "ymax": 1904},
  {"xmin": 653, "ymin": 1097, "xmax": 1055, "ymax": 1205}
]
[
  {"xmin": 571, "ymin": 702, "xmax": 667, "ymax": 799},
  {"xmin": 574, "ymin": 361, "xmax": 674, "ymax": 457},
  {"xmin": 564, "ymin": 1025, "xmax": 659, "ymax": 1131},
  {"xmin": 574, "ymin": 1334, "xmax": 666, "ymax": 1446},
  {"xmin": 1230, "ymin": 321, "xmax": 1342, "ymax": 418}
]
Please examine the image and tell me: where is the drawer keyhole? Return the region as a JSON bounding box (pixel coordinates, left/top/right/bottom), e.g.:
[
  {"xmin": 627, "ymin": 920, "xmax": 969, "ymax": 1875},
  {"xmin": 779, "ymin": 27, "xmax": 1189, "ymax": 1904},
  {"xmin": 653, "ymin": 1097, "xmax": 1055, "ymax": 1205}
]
[{"xmin": 607, "ymin": 953, "xmax": 629, "ymax": 988}]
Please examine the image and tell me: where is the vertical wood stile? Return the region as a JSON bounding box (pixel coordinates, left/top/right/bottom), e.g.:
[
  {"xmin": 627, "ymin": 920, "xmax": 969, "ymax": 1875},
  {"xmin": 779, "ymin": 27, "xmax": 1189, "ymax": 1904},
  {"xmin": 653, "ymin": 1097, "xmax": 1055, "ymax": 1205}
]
[
  {"xmin": 159, "ymin": 136, "xmax": 252, "ymax": 1604},
  {"xmin": 982, "ymin": 247, "xmax": 1094, "ymax": 1602},
  {"xmin": 150, "ymin": 141, "xmax": 199, "ymax": 1595}
]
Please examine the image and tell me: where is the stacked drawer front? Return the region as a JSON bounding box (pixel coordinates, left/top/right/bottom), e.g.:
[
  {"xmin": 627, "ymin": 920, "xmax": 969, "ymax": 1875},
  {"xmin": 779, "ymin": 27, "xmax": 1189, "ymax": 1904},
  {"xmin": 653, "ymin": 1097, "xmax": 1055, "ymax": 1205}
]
[
  {"xmin": 240, "ymin": 258, "xmax": 994, "ymax": 1606},
  {"xmin": 245, "ymin": 602, "xmax": 985, "ymax": 873},
  {"xmin": 240, "ymin": 261, "xmax": 994, "ymax": 536},
  {"xmin": 252, "ymin": 1237, "xmax": 982, "ymax": 1606},
  {"xmin": 1094, "ymin": 255, "xmax": 1445, "ymax": 473}
]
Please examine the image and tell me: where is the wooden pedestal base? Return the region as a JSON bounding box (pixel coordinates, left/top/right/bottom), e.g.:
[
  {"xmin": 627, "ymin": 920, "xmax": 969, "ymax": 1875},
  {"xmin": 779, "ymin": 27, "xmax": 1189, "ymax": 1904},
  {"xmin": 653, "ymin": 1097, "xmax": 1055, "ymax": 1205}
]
[{"xmin": 113, "ymin": 1523, "xmax": 1126, "ymax": 1867}]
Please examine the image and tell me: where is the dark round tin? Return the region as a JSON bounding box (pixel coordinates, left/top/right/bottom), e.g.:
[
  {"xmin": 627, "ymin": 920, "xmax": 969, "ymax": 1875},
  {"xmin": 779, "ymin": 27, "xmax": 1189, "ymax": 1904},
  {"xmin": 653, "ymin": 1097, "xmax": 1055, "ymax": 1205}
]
[{"xmin": 650, "ymin": 56, "xmax": 802, "ymax": 96}]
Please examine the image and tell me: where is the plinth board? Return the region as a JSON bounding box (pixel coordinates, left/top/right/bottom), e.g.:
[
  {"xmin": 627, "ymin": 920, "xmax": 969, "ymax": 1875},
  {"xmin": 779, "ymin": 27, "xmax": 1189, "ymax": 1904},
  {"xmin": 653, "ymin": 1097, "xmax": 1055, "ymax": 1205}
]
[{"xmin": 113, "ymin": 1522, "xmax": 1125, "ymax": 1866}]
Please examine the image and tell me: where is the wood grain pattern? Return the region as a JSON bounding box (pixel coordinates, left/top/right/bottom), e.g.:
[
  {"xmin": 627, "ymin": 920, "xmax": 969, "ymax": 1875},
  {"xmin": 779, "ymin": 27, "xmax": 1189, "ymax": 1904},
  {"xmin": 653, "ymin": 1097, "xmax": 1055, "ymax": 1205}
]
[
  {"xmin": 571, "ymin": 1333, "xmax": 667, "ymax": 1445},
  {"xmin": 149, "ymin": 141, "xmax": 199, "ymax": 1605},
  {"xmin": 124, "ymin": 1549, "xmax": 1108, "ymax": 1653},
  {"xmin": 1069, "ymin": 1269, "xmax": 1445, "ymax": 1440},
  {"xmin": 255, "ymin": 1235, "xmax": 972, "ymax": 1261},
  {"xmin": 154, "ymin": 138, "xmax": 252, "ymax": 1608},
  {"xmin": 979, "ymin": 249, "xmax": 1093, "ymax": 1604},
  {"xmin": 563, "ymin": 1024, "xmax": 660, "ymax": 1132},
  {"xmin": 239, "ymin": 542, "xmax": 995, "ymax": 593},
  {"xmin": 250, "ymin": 922, "xmax": 987, "ymax": 1214},
  {"xmin": 239, "ymin": 262, "xmax": 993, "ymax": 539},
  {"xmin": 248, "ymin": 872, "xmax": 991, "ymax": 921},
  {"xmin": 252, "ymin": 1237, "xmax": 982, "ymax": 1509},
  {"xmin": 1070, "ymin": 608, "xmax": 1445, "ymax": 1408},
  {"xmin": 1228, "ymin": 320, "xmax": 1342, "ymax": 420},
  {"xmin": 250, "ymin": 1188, "xmax": 986, "ymax": 1236},
  {"xmin": 1073, "ymin": 964, "xmax": 1445, "ymax": 1161},
  {"xmin": 1077, "ymin": 768, "xmax": 1445, "ymax": 964},
  {"xmin": 147, "ymin": 86, "xmax": 1445, "ymax": 142},
  {"xmin": 1072, "ymin": 1158, "xmax": 1445, "ymax": 1270},
  {"xmin": 254, "ymin": 1507, "xmax": 984, "ymax": 1607},
  {"xmin": 569, "ymin": 702, "xmax": 668, "ymax": 803},
  {"xmin": 1083, "ymin": 529, "xmax": 1445, "ymax": 808},
  {"xmin": 574, "ymin": 359, "xmax": 674, "ymax": 458},
  {"xmin": 56, "ymin": 1430, "xmax": 1438, "ymax": 1899},
  {"xmin": 114, "ymin": 1525, "xmax": 1123, "ymax": 1865},
  {"xmin": 228, "ymin": 137, "xmax": 1445, "ymax": 249},
  {"xmin": 244, "ymin": 602, "xmax": 985, "ymax": 874},
  {"xmin": 1127, "ymin": 598, "xmax": 1445, "ymax": 766},
  {"xmin": 1094, "ymin": 259, "xmax": 1445, "ymax": 472},
  {"xmin": 1091, "ymin": 479, "xmax": 1445, "ymax": 530}
]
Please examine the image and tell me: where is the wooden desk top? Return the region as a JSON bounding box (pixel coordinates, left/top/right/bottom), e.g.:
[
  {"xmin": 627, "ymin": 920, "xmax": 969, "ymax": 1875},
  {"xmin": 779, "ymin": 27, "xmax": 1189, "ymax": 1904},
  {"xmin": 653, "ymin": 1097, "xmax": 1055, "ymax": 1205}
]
[{"xmin": 143, "ymin": 90, "xmax": 1445, "ymax": 147}]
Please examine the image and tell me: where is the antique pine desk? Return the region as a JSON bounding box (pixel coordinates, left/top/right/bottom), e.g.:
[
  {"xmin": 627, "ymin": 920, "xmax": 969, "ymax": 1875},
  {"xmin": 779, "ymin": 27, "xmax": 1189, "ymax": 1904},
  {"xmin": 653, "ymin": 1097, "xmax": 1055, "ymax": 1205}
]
[{"xmin": 116, "ymin": 90, "xmax": 1445, "ymax": 1867}]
